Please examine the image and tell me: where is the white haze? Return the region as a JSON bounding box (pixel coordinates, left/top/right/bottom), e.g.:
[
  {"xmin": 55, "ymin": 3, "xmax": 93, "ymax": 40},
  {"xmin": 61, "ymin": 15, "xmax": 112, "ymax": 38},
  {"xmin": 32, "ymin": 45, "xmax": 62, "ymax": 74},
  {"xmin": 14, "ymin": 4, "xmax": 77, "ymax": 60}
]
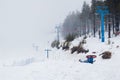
[{"xmin": 0, "ymin": 0, "xmax": 91, "ymax": 59}]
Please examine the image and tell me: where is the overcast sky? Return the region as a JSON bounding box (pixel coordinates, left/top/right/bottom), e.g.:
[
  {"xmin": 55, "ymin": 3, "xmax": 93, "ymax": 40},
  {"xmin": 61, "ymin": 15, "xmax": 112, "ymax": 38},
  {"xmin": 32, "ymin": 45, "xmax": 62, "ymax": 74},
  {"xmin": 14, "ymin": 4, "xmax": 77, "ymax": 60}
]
[{"xmin": 0, "ymin": 0, "xmax": 91, "ymax": 56}]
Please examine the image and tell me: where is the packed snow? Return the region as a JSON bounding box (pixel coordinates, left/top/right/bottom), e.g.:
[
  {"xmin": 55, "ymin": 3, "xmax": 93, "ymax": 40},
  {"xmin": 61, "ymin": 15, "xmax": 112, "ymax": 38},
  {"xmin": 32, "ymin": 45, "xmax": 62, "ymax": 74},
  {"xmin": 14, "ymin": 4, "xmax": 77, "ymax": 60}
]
[{"xmin": 0, "ymin": 34, "xmax": 120, "ymax": 80}]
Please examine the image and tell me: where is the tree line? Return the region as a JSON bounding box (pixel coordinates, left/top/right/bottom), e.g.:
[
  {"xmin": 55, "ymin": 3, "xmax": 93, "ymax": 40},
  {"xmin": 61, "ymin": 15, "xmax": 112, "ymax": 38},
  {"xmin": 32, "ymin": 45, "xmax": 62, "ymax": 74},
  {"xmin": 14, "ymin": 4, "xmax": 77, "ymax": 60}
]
[{"xmin": 60, "ymin": 0, "xmax": 120, "ymax": 39}]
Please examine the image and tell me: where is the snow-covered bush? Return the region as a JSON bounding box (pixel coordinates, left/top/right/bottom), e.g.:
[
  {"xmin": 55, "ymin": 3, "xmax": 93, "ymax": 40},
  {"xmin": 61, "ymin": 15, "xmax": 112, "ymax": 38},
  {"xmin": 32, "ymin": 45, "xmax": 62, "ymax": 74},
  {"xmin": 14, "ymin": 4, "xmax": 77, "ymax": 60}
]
[
  {"xmin": 83, "ymin": 35, "xmax": 87, "ymax": 39},
  {"xmin": 81, "ymin": 39, "xmax": 86, "ymax": 44},
  {"xmin": 62, "ymin": 41, "xmax": 70, "ymax": 50},
  {"xmin": 51, "ymin": 40, "xmax": 60, "ymax": 49},
  {"xmin": 71, "ymin": 46, "xmax": 89, "ymax": 54}
]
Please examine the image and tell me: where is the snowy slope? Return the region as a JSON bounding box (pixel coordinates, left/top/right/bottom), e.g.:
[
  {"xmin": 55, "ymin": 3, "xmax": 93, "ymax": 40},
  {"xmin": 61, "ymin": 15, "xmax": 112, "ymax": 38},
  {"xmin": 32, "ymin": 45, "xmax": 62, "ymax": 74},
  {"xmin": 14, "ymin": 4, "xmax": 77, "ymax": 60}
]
[{"xmin": 0, "ymin": 35, "xmax": 120, "ymax": 80}]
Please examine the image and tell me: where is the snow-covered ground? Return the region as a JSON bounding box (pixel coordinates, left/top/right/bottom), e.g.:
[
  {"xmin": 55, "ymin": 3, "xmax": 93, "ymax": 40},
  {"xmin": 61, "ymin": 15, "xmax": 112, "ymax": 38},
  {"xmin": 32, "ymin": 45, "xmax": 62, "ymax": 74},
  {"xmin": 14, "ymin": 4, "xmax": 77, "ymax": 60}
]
[{"xmin": 0, "ymin": 34, "xmax": 120, "ymax": 80}]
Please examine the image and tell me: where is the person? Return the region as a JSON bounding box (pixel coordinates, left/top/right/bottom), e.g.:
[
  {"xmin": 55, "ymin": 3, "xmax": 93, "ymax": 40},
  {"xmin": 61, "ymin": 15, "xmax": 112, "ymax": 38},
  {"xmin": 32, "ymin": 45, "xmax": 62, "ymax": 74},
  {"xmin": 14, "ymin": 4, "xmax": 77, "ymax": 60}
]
[
  {"xmin": 87, "ymin": 55, "xmax": 94, "ymax": 64},
  {"xmin": 79, "ymin": 55, "xmax": 96, "ymax": 64}
]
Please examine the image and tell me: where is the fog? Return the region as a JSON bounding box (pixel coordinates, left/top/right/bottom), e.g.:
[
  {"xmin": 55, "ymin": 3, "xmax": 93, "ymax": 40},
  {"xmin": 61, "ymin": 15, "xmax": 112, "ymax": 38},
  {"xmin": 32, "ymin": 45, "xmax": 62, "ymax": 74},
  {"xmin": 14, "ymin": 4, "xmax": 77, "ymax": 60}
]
[{"xmin": 0, "ymin": 0, "xmax": 91, "ymax": 58}]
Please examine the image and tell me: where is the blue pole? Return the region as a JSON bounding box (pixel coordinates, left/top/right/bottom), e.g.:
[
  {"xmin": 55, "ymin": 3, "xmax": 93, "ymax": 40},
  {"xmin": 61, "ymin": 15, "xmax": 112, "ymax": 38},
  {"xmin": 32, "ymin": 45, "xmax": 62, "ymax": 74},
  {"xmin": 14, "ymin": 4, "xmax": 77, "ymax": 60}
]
[
  {"xmin": 45, "ymin": 49, "xmax": 51, "ymax": 59},
  {"xmin": 101, "ymin": 13, "xmax": 105, "ymax": 42},
  {"xmin": 47, "ymin": 50, "xmax": 49, "ymax": 58},
  {"xmin": 96, "ymin": 6, "xmax": 109, "ymax": 42}
]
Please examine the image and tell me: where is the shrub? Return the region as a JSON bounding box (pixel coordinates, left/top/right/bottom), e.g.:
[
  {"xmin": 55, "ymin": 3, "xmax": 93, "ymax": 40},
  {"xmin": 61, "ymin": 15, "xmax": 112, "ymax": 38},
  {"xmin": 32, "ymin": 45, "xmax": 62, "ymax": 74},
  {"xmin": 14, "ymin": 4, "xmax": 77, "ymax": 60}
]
[
  {"xmin": 83, "ymin": 36, "xmax": 87, "ymax": 39},
  {"xmin": 51, "ymin": 40, "xmax": 60, "ymax": 49},
  {"xmin": 81, "ymin": 39, "xmax": 86, "ymax": 44},
  {"xmin": 62, "ymin": 41, "xmax": 70, "ymax": 50},
  {"xmin": 100, "ymin": 51, "xmax": 112, "ymax": 59},
  {"xmin": 77, "ymin": 47, "xmax": 89, "ymax": 54},
  {"xmin": 71, "ymin": 46, "xmax": 78, "ymax": 54},
  {"xmin": 71, "ymin": 46, "xmax": 89, "ymax": 54}
]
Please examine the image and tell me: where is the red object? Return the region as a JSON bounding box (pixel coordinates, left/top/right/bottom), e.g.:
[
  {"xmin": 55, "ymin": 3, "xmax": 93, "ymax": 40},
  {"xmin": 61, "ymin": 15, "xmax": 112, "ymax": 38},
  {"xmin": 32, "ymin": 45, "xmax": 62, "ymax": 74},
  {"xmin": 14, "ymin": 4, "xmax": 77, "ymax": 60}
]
[{"xmin": 86, "ymin": 55, "xmax": 97, "ymax": 58}]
